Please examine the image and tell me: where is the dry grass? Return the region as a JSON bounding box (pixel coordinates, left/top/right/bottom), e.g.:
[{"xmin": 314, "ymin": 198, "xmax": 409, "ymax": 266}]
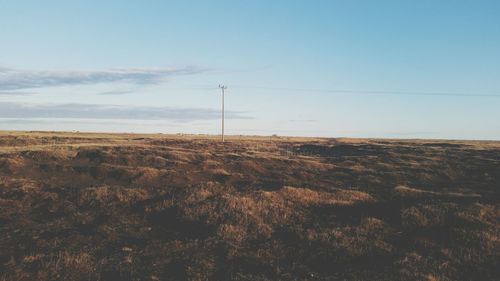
[{"xmin": 0, "ymin": 131, "xmax": 499, "ymax": 280}]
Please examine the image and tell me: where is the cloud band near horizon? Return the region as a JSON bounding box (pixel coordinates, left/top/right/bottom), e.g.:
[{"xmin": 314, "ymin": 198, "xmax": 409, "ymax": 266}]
[
  {"xmin": 0, "ymin": 102, "xmax": 251, "ymax": 122},
  {"xmin": 0, "ymin": 66, "xmax": 207, "ymax": 91}
]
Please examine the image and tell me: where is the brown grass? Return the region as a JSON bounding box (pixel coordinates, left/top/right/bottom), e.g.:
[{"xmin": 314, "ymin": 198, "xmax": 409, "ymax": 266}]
[{"xmin": 0, "ymin": 131, "xmax": 499, "ymax": 280}]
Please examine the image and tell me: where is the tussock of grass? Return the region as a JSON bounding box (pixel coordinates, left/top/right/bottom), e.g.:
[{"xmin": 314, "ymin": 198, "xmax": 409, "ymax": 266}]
[
  {"xmin": 394, "ymin": 185, "xmax": 481, "ymax": 199},
  {"xmin": 401, "ymin": 203, "xmax": 458, "ymax": 228},
  {"xmin": 276, "ymin": 186, "xmax": 374, "ymax": 205},
  {"xmin": 79, "ymin": 185, "xmax": 152, "ymax": 206}
]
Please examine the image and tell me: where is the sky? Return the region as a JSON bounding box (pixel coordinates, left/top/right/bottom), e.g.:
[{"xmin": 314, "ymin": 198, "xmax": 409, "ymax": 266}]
[{"xmin": 0, "ymin": 0, "xmax": 499, "ymax": 140}]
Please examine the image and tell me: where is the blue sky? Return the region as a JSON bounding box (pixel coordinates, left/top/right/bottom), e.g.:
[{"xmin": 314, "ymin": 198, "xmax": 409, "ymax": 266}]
[{"xmin": 0, "ymin": 0, "xmax": 499, "ymax": 139}]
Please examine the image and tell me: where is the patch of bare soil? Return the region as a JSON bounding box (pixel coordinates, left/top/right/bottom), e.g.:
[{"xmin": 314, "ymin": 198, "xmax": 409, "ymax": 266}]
[{"xmin": 0, "ymin": 132, "xmax": 499, "ymax": 280}]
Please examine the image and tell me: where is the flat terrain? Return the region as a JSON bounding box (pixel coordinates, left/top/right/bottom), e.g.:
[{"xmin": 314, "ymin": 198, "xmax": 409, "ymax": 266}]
[{"xmin": 0, "ymin": 131, "xmax": 499, "ymax": 281}]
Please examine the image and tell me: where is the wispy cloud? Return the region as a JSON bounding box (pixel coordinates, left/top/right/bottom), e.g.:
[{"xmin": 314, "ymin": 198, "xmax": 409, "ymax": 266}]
[
  {"xmin": 0, "ymin": 102, "xmax": 251, "ymax": 122},
  {"xmin": 97, "ymin": 90, "xmax": 136, "ymax": 96},
  {"xmin": 289, "ymin": 119, "xmax": 318, "ymax": 123},
  {"xmin": 0, "ymin": 66, "xmax": 206, "ymax": 91},
  {"xmin": 393, "ymin": 131, "xmax": 439, "ymax": 136},
  {"xmin": 0, "ymin": 91, "xmax": 34, "ymax": 96}
]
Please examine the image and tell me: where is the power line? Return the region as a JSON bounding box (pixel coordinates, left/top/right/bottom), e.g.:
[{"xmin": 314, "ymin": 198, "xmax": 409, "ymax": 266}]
[
  {"xmin": 229, "ymin": 85, "xmax": 500, "ymax": 98},
  {"xmin": 155, "ymin": 84, "xmax": 500, "ymax": 98}
]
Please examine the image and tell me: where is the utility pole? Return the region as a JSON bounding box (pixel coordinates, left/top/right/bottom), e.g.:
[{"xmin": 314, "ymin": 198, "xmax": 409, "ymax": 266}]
[{"xmin": 219, "ymin": 85, "xmax": 227, "ymax": 142}]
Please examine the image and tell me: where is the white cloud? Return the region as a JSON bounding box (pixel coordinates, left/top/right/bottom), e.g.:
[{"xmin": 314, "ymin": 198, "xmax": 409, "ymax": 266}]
[
  {"xmin": 0, "ymin": 102, "xmax": 251, "ymax": 122},
  {"xmin": 0, "ymin": 66, "xmax": 207, "ymax": 91}
]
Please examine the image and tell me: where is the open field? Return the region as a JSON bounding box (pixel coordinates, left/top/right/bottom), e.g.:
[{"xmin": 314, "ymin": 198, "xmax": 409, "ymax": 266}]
[{"xmin": 0, "ymin": 131, "xmax": 499, "ymax": 280}]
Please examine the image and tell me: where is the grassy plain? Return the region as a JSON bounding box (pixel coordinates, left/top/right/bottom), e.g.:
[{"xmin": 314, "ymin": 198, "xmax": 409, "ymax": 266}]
[{"xmin": 0, "ymin": 131, "xmax": 499, "ymax": 280}]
